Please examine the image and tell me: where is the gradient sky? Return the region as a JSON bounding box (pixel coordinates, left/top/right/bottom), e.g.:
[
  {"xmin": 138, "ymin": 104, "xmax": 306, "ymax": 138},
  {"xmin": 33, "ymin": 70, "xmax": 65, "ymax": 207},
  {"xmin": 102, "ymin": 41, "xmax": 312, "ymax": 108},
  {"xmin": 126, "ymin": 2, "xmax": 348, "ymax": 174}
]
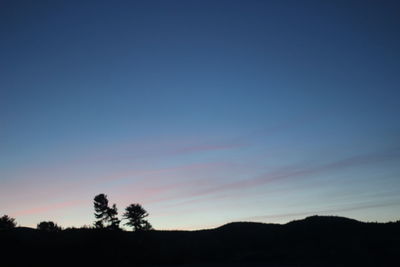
[{"xmin": 1, "ymin": 0, "xmax": 400, "ymax": 230}]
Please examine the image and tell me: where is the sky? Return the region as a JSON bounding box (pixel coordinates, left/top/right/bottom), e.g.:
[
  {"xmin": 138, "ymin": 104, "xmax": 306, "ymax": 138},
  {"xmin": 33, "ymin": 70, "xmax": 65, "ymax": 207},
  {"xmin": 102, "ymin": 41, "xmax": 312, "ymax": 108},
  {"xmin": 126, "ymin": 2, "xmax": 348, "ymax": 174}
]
[{"xmin": 1, "ymin": 0, "xmax": 400, "ymax": 230}]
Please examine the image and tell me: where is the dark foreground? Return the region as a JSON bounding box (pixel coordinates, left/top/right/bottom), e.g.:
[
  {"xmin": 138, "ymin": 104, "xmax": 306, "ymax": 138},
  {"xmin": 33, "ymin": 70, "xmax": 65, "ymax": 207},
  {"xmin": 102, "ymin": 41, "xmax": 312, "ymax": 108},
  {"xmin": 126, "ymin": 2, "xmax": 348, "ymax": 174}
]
[{"xmin": 1, "ymin": 216, "xmax": 399, "ymax": 267}]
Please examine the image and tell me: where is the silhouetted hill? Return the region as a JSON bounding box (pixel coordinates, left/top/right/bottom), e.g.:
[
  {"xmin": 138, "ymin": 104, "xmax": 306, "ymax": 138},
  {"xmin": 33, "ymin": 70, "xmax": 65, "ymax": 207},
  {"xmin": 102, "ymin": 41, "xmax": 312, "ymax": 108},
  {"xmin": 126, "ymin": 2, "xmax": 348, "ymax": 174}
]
[
  {"xmin": 1, "ymin": 216, "xmax": 399, "ymax": 267},
  {"xmin": 217, "ymin": 221, "xmax": 281, "ymax": 232},
  {"xmin": 288, "ymin": 215, "xmax": 361, "ymax": 225}
]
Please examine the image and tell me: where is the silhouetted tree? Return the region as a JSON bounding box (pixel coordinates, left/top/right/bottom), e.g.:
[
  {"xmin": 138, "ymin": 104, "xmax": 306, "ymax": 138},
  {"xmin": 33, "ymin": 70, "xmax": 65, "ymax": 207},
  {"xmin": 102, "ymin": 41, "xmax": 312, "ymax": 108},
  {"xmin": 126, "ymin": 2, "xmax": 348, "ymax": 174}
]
[
  {"xmin": 0, "ymin": 215, "xmax": 17, "ymax": 230},
  {"xmin": 123, "ymin": 204, "xmax": 152, "ymax": 231},
  {"xmin": 37, "ymin": 221, "xmax": 62, "ymax": 232},
  {"xmin": 107, "ymin": 203, "xmax": 120, "ymax": 230},
  {"xmin": 94, "ymin": 193, "xmax": 120, "ymax": 229}
]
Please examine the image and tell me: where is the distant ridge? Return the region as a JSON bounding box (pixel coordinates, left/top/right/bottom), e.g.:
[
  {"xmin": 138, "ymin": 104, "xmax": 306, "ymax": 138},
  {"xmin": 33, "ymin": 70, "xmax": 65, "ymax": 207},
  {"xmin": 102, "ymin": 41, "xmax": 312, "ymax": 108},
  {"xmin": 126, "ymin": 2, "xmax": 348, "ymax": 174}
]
[
  {"xmin": 216, "ymin": 221, "xmax": 278, "ymax": 230},
  {"xmin": 1, "ymin": 215, "xmax": 399, "ymax": 267},
  {"xmin": 215, "ymin": 215, "xmax": 364, "ymax": 231},
  {"xmin": 287, "ymin": 214, "xmax": 362, "ymax": 225}
]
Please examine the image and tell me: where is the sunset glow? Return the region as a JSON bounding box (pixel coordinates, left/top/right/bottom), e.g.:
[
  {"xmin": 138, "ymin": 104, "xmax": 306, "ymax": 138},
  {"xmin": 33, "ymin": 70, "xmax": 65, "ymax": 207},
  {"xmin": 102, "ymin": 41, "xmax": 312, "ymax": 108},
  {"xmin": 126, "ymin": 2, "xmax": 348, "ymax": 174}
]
[{"xmin": 1, "ymin": 0, "xmax": 399, "ymax": 230}]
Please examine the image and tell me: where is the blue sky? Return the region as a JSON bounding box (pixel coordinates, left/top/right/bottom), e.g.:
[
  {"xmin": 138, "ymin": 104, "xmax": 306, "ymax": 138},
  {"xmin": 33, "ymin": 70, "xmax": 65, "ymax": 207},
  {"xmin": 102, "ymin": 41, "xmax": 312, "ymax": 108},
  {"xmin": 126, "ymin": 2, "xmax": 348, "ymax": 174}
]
[{"xmin": 1, "ymin": 0, "xmax": 400, "ymax": 229}]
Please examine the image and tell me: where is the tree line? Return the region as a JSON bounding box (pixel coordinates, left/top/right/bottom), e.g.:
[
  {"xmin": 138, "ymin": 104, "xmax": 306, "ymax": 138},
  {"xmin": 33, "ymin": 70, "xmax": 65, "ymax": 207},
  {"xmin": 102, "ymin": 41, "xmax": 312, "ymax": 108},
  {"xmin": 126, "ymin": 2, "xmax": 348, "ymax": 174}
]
[{"xmin": 0, "ymin": 193, "xmax": 151, "ymax": 232}]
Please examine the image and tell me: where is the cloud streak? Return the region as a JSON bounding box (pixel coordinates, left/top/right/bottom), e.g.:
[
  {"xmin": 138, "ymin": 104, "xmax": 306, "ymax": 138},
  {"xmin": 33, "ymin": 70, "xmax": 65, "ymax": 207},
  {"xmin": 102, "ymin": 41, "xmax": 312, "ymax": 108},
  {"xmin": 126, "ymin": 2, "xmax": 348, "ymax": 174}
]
[
  {"xmin": 4, "ymin": 141, "xmax": 399, "ymax": 228},
  {"xmin": 10, "ymin": 200, "xmax": 85, "ymax": 217},
  {"xmin": 137, "ymin": 147, "xmax": 400, "ymax": 207},
  {"xmin": 244, "ymin": 199, "xmax": 400, "ymax": 222}
]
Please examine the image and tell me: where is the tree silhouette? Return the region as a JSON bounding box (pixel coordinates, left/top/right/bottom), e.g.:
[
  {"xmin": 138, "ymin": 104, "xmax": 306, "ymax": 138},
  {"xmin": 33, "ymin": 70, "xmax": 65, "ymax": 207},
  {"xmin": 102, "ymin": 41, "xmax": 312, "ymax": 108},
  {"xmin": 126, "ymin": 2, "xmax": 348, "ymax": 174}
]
[
  {"xmin": 37, "ymin": 221, "xmax": 62, "ymax": 232},
  {"xmin": 0, "ymin": 215, "xmax": 17, "ymax": 230},
  {"xmin": 123, "ymin": 204, "xmax": 152, "ymax": 231},
  {"xmin": 94, "ymin": 193, "xmax": 120, "ymax": 229},
  {"xmin": 107, "ymin": 203, "xmax": 120, "ymax": 230}
]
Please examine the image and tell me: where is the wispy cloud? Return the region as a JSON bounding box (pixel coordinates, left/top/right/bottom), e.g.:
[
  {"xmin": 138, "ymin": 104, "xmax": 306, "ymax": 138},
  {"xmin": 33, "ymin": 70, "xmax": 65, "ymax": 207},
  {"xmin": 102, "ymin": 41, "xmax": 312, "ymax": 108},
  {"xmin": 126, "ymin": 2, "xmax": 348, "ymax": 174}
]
[
  {"xmin": 140, "ymin": 147, "xmax": 400, "ymax": 205},
  {"xmin": 5, "ymin": 161, "xmax": 231, "ymax": 217},
  {"xmin": 100, "ymin": 161, "xmax": 231, "ymax": 183},
  {"xmin": 10, "ymin": 200, "xmax": 85, "ymax": 217},
  {"xmin": 82, "ymin": 137, "xmax": 247, "ymax": 164},
  {"xmin": 243, "ymin": 199, "xmax": 400, "ymax": 222},
  {"xmin": 172, "ymin": 143, "xmax": 247, "ymax": 155},
  {"xmin": 4, "ymin": 136, "xmax": 399, "ymax": 227}
]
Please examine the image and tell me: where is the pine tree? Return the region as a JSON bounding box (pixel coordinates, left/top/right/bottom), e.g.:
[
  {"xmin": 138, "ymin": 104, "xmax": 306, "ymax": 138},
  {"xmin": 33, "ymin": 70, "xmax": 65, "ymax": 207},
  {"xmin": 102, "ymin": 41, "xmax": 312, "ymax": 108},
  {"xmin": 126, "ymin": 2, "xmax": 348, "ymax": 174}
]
[
  {"xmin": 93, "ymin": 194, "xmax": 120, "ymax": 229},
  {"xmin": 123, "ymin": 204, "xmax": 152, "ymax": 231}
]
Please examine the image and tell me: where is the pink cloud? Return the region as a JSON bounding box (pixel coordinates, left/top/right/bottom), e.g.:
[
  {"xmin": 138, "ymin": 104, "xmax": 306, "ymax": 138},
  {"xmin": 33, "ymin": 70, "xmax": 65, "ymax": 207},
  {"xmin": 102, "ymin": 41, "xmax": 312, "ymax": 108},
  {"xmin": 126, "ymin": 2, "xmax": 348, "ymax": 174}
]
[
  {"xmin": 10, "ymin": 163, "xmax": 226, "ymax": 216},
  {"xmin": 100, "ymin": 161, "xmax": 230, "ymax": 183},
  {"xmin": 10, "ymin": 199, "xmax": 85, "ymax": 217},
  {"xmin": 83, "ymin": 137, "xmax": 246, "ymax": 164},
  {"xmin": 172, "ymin": 143, "xmax": 247, "ymax": 155}
]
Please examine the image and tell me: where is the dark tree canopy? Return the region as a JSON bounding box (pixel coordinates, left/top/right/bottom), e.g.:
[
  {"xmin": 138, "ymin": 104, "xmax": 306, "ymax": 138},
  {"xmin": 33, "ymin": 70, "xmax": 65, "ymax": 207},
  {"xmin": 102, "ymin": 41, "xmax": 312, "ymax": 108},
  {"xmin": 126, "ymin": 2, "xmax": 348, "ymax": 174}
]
[
  {"xmin": 123, "ymin": 204, "xmax": 152, "ymax": 231},
  {"xmin": 93, "ymin": 194, "xmax": 120, "ymax": 229},
  {"xmin": 94, "ymin": 193, "xmax": 109, "ymax": 222},
  {"xmin": 0, "ymin": 215, "xmax": 17, "ymax": 230},
  {"xmin": 107, "ymin": 203, "xmax": 120, "ymax": 230},
  {"xmin": 37, "ymin": 221, "xmax": 62, "ymax": 232}
]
